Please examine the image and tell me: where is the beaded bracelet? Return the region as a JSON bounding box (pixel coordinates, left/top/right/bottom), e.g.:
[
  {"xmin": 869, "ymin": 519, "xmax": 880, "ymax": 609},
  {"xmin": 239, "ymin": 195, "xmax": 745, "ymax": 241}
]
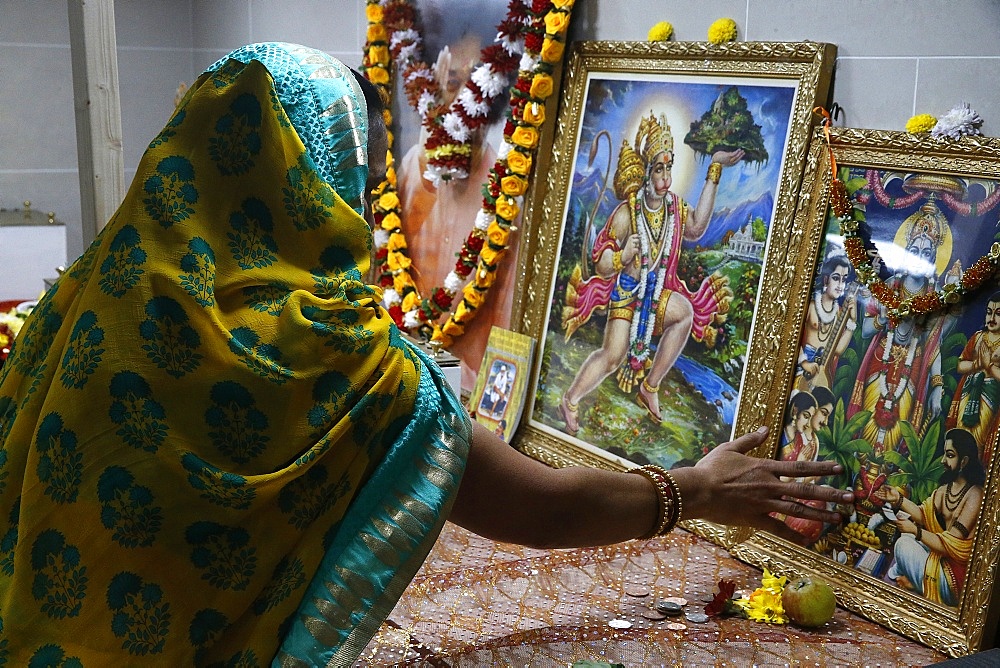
[{"xmin": 630, "ymin": 464, "xmax": 683, "ymax": 539}]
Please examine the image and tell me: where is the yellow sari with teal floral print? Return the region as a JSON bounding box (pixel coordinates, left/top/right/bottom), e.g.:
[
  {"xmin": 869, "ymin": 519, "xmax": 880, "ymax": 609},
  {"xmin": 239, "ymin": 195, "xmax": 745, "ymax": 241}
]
[{"xmin": 0, "ymin": 43, "xmax": 470, "ymax": 666}]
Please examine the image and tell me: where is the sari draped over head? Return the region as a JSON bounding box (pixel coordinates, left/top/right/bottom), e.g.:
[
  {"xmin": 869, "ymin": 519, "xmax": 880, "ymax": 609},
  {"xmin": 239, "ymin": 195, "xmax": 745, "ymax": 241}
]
[{"xmin": 0, "ymin": 43, "xmax": 470, "ymax": 666}]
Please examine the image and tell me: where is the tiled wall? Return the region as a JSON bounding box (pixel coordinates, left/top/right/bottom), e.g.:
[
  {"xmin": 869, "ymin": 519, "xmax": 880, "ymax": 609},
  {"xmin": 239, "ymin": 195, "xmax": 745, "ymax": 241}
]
[{"xmin": 1, "ymin": 0, "xmax": 998, "ymax": 297}]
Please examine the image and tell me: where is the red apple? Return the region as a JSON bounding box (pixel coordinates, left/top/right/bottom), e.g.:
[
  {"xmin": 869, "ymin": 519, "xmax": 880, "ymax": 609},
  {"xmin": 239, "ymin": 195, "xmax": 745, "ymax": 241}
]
[{"xmin": 782, "ymin": 576, "xmax": 836, "ymax": 627}]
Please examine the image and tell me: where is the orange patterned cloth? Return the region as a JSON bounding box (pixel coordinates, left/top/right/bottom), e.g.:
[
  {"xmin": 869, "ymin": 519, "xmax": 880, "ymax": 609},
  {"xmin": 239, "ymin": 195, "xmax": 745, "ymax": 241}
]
[{"xmin": 357, "ymin": 524, "xmax": 946, "ymax": 666}]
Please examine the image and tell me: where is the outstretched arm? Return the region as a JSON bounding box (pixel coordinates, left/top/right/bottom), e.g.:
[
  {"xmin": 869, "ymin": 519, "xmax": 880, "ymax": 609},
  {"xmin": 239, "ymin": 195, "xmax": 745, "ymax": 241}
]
[{"xmin": 448, "ymin": 422, "xmax": 853, "ymax": 549}]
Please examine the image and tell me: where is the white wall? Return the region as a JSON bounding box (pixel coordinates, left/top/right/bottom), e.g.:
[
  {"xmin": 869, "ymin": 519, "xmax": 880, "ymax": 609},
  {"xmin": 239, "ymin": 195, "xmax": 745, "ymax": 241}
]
[{"xmin": 1, "ymin": 0, "xmax": 997, "ymax": 298}]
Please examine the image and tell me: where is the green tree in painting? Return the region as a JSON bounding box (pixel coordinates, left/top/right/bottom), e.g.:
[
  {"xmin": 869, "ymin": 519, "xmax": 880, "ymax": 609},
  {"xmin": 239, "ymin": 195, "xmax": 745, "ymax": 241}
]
[
  {"xmin": 818, "ymin": 398, "xmax": 873, "ymax": 491},
  {"xmin": 885, "ymin": 419, "xmax": 945, "ymax": 506}
]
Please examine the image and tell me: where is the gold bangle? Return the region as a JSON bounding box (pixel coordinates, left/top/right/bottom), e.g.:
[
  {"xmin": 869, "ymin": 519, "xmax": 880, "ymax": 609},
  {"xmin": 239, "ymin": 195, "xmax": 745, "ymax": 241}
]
[
  {"xmin": 629, "ymin": 464, "xmax": 678, "ymax": 539},
  {"xmin": 706, "ymin": 162, "xmax": 723, "ymax": 185},
  {"xmin": 611, "ymin": 250, "xmax": 624, "ymax": 272},
  {"xmin": 930, "ymin": 374, "xmax": 943, "ymax": 388}
]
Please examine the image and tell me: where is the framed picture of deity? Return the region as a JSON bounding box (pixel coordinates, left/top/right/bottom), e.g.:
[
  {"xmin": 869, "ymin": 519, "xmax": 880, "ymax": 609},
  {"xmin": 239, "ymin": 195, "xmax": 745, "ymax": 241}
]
[
  {"xmin": 511, "ymin": 40, "xmax": 835, "ymax": 543},
  {"xmin": 731, "ymin": 127, "xmax": 1000, "ymax": 657}
]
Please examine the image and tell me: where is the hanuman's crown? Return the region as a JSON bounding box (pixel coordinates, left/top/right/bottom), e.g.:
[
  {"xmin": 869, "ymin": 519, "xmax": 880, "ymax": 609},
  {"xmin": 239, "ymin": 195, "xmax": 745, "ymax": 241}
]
[{"xmin": 634, "ymin": 111, "xmax": 674, "ymax": 165}]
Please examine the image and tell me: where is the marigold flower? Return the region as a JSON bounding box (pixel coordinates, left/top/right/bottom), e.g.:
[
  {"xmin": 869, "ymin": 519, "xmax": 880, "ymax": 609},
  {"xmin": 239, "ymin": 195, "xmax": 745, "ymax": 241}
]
[
  {"xmin": 707, "ymin": 17, "xmax": 738, "ymax": 44},
  {"xmin": 367, "ymin": 24, "xmax": 388, "ymax": 43},
  {"xmin": 368, "ymin": 45, "xmax": 390, "ymax": 65},
  {"xmin": 540, "ymin": 37, "xmax": 565, "ymax": 63},
  {"xmin": 522, "ymin": 101, "xmax": 545, "ymax": 126},
  {"xmin": 377, "ymin": 191, "xmax": 400, "ymax": 212},
  {"xmin": 551, "ymin": 0, "xmax": 575, "ymax": 8},
  {"xmin": 500, "ymin": 175, "xmax": 528, "ymax": 197},
  {"xmin": 506, "ymin": 150, "xmax": 532, "ymax": 175},
  {"xmin": 511, "ymin": 126, "xmax": 540, "ymax": 150},
  {"xmin": 494, "ymin": 195, "xmax": 520, "ymax": 221},
  {"xmin": 367, "ymin": 66, "xmax": 390, "ymax": 85},
  {"xmin": 648, "ymin": 21, "xmax": 673, "ymax": 41},
  {"xmin": 529, "ymin": 72, "xmax": 554, "ymax": 100},
  {"xmin": 545, "ymin": 11, "xmax": 571, "ymax": 36},
  {"xmin": 906, "ymin": 113, "xmax": 937, "ymax": 134},
  {"xmin": 365, "ymin": 3, "xmax": 384, "ymax": 22}
]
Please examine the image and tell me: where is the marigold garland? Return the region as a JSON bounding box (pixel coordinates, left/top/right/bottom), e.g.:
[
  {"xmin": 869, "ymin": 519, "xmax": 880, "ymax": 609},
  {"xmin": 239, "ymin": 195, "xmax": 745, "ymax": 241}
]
[
  {"xmin": 362, "ymin": 0, "xmax": 576, "ymax": 345},
  {"xmin": 815, "ymin": 107, "xmax": 1000, "ymax": 328}
]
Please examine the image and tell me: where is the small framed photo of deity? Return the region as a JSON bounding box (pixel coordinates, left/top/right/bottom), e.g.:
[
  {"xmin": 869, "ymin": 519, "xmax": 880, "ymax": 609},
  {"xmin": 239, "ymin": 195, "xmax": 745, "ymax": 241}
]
[
  {"xmin": 731, "ymin": 127, "xmax": 1000, "ymax": 657},
  {"xmin": 511, "ymin": 39, "xmax": 835, "ymax": 544}
]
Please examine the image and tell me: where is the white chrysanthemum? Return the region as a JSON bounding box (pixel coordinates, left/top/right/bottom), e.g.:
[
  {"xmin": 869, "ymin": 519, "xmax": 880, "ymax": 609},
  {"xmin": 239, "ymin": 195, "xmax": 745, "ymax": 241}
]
[
  {"xmin": 403, "ymin": 310, "xmax": 422, "ymax": 329},
  {"xmin": 390, "ymin": 29, "xmax": 420, "ymax": 49},
  {"xmin": 444, "ymin": 272, "xmax": 464, "ymax": 292},
  {"xmin": 519, "ymin": 52, "xmax": 539, "ymax": 73},
  {"xmin": 423, "ymin": 165, "xmax": 446, "ymax": 187},
  {"xmin": 416, "ymin": 90, "xmax": 437, "ymax": 117},
  {"xmin": 396, "ymin": 42, "xmax": 419, "ymax": 63},
  {"xmin": 457, "ymin": 87, "xmax": 490, "ymax": 118},
  {"xmin": 405, "ymin": 67, "xmax": 434, "ymax": 83},
  {"xmin": 931, "ymin": 102, "xmax": 984, "ymax": 140},
  {"xmin": 499, "ymin": 33, "xmax": 525, "ymax": 56},
  {"xmin": 0, "ymin": 311, "xmax": 24, "ymax": 338},
  {"xmin": 373, "ymin": 227, "xmax": 390, "ymax": 248},
  {"xmin": 497, "ymin": 141, "xmax": 512, "ymax": 160},
  {"xmin": 442, "ymin": 112, "xmax": 471, "ymax": 143},
  {"xmin": 474, "ymin": 209, "xmax": 494, "ymax": 230},
  {"xmin": 382, "ymin": 288, "xmax": 401, "ymax": 306},
  {"xmin": 471, "ymin": 64, "xmax": 509, "ymax": 98}
]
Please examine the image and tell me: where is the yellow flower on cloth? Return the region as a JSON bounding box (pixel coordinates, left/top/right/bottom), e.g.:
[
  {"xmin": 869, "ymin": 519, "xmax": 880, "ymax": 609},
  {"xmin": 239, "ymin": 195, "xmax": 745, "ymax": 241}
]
[
  {"xmin": 708, "ymin": 17, "xmax": 738, "ymax": 44},
  {"xmin": 906, "ymin": 113, "xmax": 937, "ymax": 133},
  {"xmin": 522, "ymin": 101, "xmax": 545, "ymax": 127},
  {"xmin": 494, "ymin": 195, "xmax": 520, "ymax": 222},
  {"xmin": 648, "ymin": 21, "xmax": 673, "ymax": 41},
  {"xmin": 530, "ymin": 72, "xmax": 554, "ymax": 99},
  {"xmin": 545, "ymin": 10, "xmax": 571, "ymax": 36},
  {"xmin": 365, "ymin": 2, "xmax": 384, "ymax": 22},
  {"xmin": 377, "ymin": 190, "xmax": 400, "ymax": 212},
  {"xmin": 500, "ymin": 174, "xmax": 528, "ymax": 197},
  {"xmin": 541, "ymin": 37, "xmax": 565, "ymax": 63},
  {"xmin": 511, "ymin": 126, "xmax": 540, "ymax": 150},
  {"xmin": 736, "ymin": 588, "xmax": 787, "ymax": 624},
  {"xmin": 760, "ymin": 569, "xmax": 787, "ymax": 594}
]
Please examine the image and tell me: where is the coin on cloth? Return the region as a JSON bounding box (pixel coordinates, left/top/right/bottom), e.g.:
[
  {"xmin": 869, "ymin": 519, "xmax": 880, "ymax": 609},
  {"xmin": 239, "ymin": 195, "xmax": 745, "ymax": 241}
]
[{"xmin": 655, "ymin": 600, "xmax": 684, "ymax": 615}]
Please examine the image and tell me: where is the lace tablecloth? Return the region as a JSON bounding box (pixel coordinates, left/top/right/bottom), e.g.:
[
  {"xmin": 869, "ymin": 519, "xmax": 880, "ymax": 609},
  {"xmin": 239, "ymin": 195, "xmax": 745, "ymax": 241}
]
[{"xmin": 356, "ymin": 523, "xmax": 947, "ymax": 667}]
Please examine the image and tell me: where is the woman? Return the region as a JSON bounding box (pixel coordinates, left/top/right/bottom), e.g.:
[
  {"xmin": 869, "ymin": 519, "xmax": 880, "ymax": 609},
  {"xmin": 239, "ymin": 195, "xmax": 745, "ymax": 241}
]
[{"xmin": 0, "ymin": 44, "xmax": 851, "ymax": 665}]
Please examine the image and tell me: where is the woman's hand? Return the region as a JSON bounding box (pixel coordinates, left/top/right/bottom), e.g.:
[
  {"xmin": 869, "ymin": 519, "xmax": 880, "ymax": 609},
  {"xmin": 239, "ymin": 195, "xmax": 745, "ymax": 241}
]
[{"xmin": 672, "ymin": 427, "xmax": 854, "ymax": 544}]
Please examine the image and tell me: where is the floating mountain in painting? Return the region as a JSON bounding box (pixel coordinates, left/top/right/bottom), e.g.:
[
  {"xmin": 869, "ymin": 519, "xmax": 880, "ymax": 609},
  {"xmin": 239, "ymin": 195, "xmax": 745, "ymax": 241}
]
[{"xmin": 684, "ymin": 86, "xmax": 769, "ymax": 164}]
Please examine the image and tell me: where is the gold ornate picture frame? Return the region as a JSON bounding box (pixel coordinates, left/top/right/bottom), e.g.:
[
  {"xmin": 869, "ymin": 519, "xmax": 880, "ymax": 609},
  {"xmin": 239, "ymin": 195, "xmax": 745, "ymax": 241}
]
[
  {"xmin": 512, "ymin": 40, "xmax": 834, "ymax": 543},
  {"xmin": 731, "ymin": 128, "xmax": 1000, "ymax": 657}
]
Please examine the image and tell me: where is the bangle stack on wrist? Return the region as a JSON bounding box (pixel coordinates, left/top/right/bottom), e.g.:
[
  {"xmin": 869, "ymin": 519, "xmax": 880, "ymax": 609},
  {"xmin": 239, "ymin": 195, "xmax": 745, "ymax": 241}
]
[{"xmin": 630, "ymin": 464, "xmax": 683, "ymax": 539}]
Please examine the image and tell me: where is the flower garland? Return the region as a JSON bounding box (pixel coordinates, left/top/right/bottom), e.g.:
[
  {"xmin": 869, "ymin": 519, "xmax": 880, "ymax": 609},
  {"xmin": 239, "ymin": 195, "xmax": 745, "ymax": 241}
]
[
  {"xmin": 816, "ymin": 108, "xmax": 1000, "ymax": 327},
  {"xmin": 363, "ymin": 0, "xmax": 576, "ymax": 344}
]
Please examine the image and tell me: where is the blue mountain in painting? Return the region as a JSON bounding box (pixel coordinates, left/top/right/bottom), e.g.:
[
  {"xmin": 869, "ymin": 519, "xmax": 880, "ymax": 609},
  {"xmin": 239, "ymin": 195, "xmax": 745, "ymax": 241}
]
[{"xmin": 687, "ymin": 190, "xmax": 775, "ymax": 249}]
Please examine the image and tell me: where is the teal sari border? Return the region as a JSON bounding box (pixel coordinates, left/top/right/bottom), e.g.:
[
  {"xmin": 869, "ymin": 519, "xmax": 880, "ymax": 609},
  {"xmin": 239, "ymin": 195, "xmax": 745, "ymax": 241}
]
[{"xmin": 274, "ymin": 341, "xmax": 471, "ymax": 666}]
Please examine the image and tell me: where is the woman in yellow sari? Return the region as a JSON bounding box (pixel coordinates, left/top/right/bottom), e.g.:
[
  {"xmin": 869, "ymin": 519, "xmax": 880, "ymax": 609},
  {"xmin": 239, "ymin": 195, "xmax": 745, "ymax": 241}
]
[{"xmin": 0, "ymin": 43, "xmax": 851, "ymax": 665}]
